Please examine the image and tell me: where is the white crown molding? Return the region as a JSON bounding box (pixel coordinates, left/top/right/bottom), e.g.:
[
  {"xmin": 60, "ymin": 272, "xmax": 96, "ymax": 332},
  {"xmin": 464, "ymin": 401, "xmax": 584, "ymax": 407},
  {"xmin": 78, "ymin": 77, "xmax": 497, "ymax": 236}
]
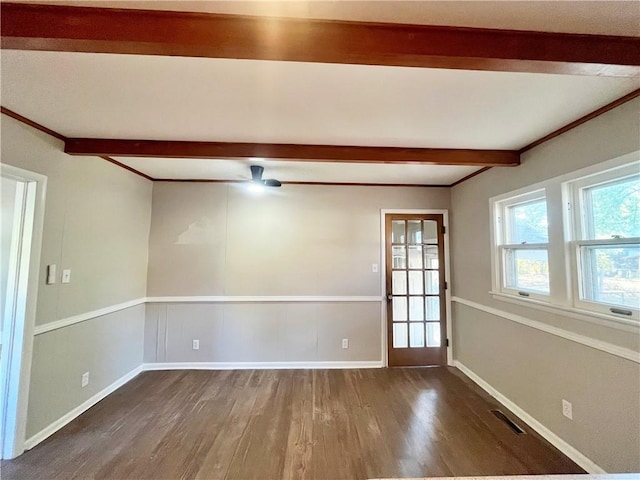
[
  {"xmin": 452, "ymin": 296, "xmax": 640, "ymax": 364},
  {"xmin": 142, "ymin": 361, "xmax": 383, "ymax": 371},
  {"xmin": 33, "ymin": 298, "xmax": 146, "ymax": 336},
  {"xmin": 23, "ymin": 365, "xmax": 143, "ymax": 451},
  {"xmin": 454, "ymin": 361, "xmax": 606, "ymax": 474}
]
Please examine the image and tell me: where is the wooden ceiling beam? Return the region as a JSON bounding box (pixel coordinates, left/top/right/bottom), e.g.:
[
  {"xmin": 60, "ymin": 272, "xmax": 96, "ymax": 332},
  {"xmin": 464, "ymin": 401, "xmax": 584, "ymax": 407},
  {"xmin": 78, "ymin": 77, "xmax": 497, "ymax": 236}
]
[
  {"xmin": 2, "ymin": 3, "xmax": 639, "ymax": 77},
  {"xmin": 64, "ymin": 139, "xmax": 520, "ymax": 167}
]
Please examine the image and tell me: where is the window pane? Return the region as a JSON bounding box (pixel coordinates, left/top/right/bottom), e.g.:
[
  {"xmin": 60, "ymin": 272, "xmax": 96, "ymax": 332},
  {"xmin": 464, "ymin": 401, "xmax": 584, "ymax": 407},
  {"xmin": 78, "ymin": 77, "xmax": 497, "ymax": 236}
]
[
  {"xmin": 408, "ymin": 270, "xmax": 423, "ymax": 294},
  {"xmin": 424, "ymin": 246, "xmax": 439, "ymax": 269},
  {"xmin": 507, "ymin": 199, "xmax": 548, "ymax": 244},
  {"xmin": 580, "ymin": 245, "xmax": 639, "ymax": 309},
  {"xmin": 423, "ymin": 221, "xmax": 438, "ymax": 243},
  {"xmin": 407, "ymin": 220, "xmax": 422, "ymax": 244},
  {"xmin": 425, "ymin": 271, "xmax": 440, "ymax": 294},
  {"xmin": 393, "ymin": 323, "xmax": 408, "ymax": 348},
  {"xmin": 392, "ymin": 220, "xmax": 406, "ymax": 243},
  {"xmin": 426, "ymin": 322, "xmax": 441, "ymax": 347},
  {"xmin": 505, "ymin": 248, "xmax": 550, "ymax": 293},
  {"xmin": 583, "ymin": 175, "xmax": 640, "ymax": 240},
  {"xmin": 409, "ymin": 323, "xmax": 425, "ymax": 348},
  {"xmin": 392, "ymin": 246, "xmax": 406, "ymax": 269},
  {"xmin": 409, "ymin": 296, "xmax": 424, "ymax": 321},
  {"xmin": 408, "ymin": 246, "xmax": 423, "ymax": 269},
  {"xmin": 392, "ymin": 271, "xmax": 407, "ymax": 294},
  {"xmin": 426, "ymin": 297, "xmax": 440, "ymax": 321},
  {"xmin": 392, "ymin": 296, "xmax": 407, "ymax": 321}
]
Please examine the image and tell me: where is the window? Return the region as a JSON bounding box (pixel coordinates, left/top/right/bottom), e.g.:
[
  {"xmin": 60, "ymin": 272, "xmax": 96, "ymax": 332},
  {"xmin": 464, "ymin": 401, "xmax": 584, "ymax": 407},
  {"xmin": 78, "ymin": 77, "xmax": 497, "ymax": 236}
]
[
  {"xmin": 490, "ymin": 154, "xmax": 640, "ymax": 326},
  {"xmin": 568, "ymin": 164, "xmax": 639, "ymax": 319},
  {"xmin": 494, "ymin": 190, "xmax": 550, "ymax": 299}
]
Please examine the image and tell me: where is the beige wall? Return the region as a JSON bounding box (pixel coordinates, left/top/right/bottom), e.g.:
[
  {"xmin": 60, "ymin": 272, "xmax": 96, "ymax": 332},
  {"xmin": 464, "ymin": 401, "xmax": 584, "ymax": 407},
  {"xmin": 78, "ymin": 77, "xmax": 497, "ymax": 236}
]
[
  {"xmin": 2, "ymin": 118, "xmax": 152, "ymax": 325},
  {"xmin": 26, "ymin": 305, "xmax": 144, "ymax": 438},
  {"xmin": 145, "ymin": 183, "xmax": 450, "ymax": 363},
  {"xmin": 145, "ymin": 302, "xmax": 381, "ymax": 364},
  {"xmin": 450, "ymin": 98, "xmax": 640, "ymax": 472},
  {"xmin": 2, "ymin": 116, "xmax": 152, "ymax": 441},
  {"xmin": 148, "ymin": 182, "xmax": 450, "ymax": 296}
]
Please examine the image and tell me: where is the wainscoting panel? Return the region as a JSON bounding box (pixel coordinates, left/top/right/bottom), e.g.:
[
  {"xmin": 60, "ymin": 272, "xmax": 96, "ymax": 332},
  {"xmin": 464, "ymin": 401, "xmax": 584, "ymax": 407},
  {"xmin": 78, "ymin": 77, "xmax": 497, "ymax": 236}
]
[{"xmin": 144, "ymin": 301, "xmax": 382, "ymax": 364}]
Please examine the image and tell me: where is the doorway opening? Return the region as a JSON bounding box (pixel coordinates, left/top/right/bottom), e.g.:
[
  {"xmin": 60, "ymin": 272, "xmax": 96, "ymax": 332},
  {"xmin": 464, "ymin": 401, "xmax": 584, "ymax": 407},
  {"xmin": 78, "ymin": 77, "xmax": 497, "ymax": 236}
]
[{"xmin": 1, "ymin": 165, "xmax": 46, "ymax": 459}]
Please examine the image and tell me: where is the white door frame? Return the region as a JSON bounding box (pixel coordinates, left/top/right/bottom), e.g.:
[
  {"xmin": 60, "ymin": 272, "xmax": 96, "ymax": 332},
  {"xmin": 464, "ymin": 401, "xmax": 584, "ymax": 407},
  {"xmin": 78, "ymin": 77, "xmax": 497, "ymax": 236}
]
[
  {"xmin": 0, "ymin": 164, "xmax": 46, "ymax": 459},
  {"xmin": 380, "ymin": 209, "xmax": 453, "ymax": 367}
]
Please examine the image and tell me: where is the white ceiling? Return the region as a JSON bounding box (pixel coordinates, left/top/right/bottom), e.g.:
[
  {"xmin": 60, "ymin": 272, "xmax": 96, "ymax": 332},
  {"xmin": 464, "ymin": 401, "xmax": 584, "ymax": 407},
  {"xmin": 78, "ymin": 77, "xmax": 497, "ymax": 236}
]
[
  {"xmin": 113, "ymin": 157, "xmax": 482, "ymax": 184},
  {"xmin": 1, "ymin": 2, "xmax": 639, "ymax": 184},
  {"xmin": 2, "ymin": 50, "xmax": 638, "ymax": 151},
  {"xmin": 7, "ymin": 1, "xmax": 640, "ymax": 36}
]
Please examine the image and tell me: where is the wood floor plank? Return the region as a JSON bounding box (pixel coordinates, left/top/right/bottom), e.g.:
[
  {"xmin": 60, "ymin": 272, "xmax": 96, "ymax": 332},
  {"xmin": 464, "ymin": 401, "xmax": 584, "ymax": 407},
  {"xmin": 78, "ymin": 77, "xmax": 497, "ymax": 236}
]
[{"xmin": 1, "ymin": 367, "xmax": 584, "ymax": 480}]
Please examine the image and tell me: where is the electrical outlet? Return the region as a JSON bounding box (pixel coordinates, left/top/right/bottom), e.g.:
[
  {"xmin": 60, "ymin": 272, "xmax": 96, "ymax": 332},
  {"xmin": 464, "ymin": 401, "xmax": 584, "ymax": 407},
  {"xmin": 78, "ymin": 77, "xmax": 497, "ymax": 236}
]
[
  {"xmin": 81, "ymin": 372, "xmax": 90, "ymax": 388},
  {"xmin": 562, "ymin": 399, "xmax": 572, "ymax": 420},
  {"xmin": 372, "ymin": 263, "xmax": 378, "ymax": 273},
  {"xmin": 192, "ymin": 339, "xmax": 200, "ymax": 350},
  {"xmin": 342, "ymin": 338, "xmax": 349, "ymax": 349}
]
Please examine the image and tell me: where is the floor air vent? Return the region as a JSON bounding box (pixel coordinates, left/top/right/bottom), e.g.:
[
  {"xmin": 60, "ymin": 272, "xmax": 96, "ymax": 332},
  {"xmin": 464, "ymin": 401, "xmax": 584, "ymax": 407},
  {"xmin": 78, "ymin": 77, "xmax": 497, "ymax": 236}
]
[{"xmin": 491, "ymin": 409, "xmax": 526, "ymax": 435}]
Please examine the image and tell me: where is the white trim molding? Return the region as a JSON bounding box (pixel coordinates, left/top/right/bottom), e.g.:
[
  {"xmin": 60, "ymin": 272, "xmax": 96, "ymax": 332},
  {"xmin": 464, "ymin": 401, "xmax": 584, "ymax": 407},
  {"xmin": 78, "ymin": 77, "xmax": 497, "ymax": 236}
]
[
  {"xmin": 452, "ymin": 296, "xmax": 640, "ymax": 364},
  {"xmin": 145, "ymin": 295, "xmax": 383, "ymax": 303},
  {"xmin": 454, "ymin": 360, "xmax": 606, "ymax": 474},
  {"xmin": 33, "ymin": 298, "xmax": 146, "ymax": 336},
  {"xmin": 24, "ymin": 365, "xmax": 143, "ymax": 451},
  {"xmin": 142, "ymin": 361, "xmax": 383, "ymax": 371}
]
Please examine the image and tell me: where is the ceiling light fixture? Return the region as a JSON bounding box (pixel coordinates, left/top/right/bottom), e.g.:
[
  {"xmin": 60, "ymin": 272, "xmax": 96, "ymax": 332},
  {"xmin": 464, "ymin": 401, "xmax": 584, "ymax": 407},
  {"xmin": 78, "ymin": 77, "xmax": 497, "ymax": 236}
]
[
  {"xmin": 247, "ymin": 183, "xmax": 265, "ymax": 194},
  {"xmin": 247, "ymin": 165, "xmax": 282, "ymax": 191}
]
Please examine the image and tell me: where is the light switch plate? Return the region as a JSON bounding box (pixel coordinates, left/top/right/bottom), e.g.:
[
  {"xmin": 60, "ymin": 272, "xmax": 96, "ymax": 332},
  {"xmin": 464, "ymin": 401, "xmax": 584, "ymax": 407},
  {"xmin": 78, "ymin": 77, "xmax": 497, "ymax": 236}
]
[
  {"xmin": 61, "ymin": 269, "xmax": 71, "ymax": 284},
  {"xmin": 372, "ymin": 263, "xmax": 379, "ymax": 273}
]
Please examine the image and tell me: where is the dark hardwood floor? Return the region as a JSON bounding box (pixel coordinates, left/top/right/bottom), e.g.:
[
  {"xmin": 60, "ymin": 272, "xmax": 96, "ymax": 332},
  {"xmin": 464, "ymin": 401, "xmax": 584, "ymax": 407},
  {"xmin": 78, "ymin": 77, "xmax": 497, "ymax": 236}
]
[{"xmin": 1, "ymin": 367, "xmax": 583, "ymax": 480}]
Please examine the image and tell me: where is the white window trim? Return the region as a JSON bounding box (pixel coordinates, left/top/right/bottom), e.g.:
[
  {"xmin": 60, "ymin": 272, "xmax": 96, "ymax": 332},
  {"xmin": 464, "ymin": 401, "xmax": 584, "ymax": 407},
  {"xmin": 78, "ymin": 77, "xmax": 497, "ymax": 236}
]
[
  {"xmin": 491, "ymin": 188, "xmax": 550, "ymax": 301},
  {"xmin": 565, "ymin": 163, "xmax": 640, "ymax": 321},
  {"xmin": 489, "ymin": 150, "xmax": 640, "ymax": 330}
]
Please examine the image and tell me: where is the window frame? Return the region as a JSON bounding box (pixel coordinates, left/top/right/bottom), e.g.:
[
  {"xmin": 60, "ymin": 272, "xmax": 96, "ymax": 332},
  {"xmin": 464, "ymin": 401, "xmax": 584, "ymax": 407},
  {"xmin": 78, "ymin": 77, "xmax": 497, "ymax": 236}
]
[
  {"xmin": 489, "ymin": 152, "xmax": 640, "ymax": 329},
  {"xmin": 566, "ymin": 164, "xmax": 640, "ymax": 321},
  {"xmin": 492, "ymin": 188, "xmax": 551, "ymax": 301}
]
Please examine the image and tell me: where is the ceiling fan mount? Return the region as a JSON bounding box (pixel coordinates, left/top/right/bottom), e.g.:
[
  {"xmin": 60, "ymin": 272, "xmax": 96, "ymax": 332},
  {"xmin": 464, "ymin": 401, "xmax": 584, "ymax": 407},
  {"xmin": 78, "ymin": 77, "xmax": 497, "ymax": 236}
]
[{"xmin": 250, "ymin": 165, "xmax": 282, "ymax": 188}]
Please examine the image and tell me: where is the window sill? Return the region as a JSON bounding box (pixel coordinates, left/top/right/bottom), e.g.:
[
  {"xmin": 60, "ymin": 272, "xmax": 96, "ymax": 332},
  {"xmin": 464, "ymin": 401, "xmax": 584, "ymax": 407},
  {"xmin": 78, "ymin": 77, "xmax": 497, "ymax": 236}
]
[{"xmin": 489, "ymin": 291, "xmax": 640, "ymax": 333}]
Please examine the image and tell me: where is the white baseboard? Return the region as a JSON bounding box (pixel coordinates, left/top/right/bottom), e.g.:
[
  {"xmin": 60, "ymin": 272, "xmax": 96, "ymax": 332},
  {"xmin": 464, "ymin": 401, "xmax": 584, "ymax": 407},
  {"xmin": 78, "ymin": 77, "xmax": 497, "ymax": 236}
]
[
  {"xmin": 23, "ymin": 365, "xmax": 143, "ymax": 451},
  {"xmin": 453, "ymin": 360, "xmax": 606, "ymax": 474},
  {"xmin": 142, "ymin": 361, "xmax": 383, "ymax": 371}
]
